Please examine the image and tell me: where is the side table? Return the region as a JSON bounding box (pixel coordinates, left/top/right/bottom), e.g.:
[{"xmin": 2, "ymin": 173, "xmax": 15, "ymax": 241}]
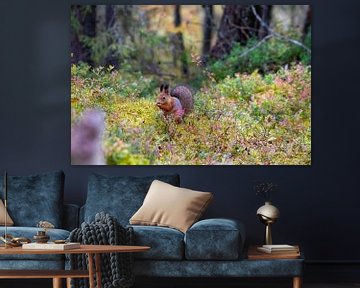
[{"xmin": 247, "ymin": 245, "xmax": 303, "ymax": 288}]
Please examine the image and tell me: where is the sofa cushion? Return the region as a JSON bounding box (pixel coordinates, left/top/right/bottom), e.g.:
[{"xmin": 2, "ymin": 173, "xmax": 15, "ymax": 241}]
[
  {"xmin": 0, "ymin": 227, "xmax": 70, "ymax": 261},
  {"xmin": 0, "ymin": 171, "xmax": 64, "ymax": 227},
  {"xmin": 185, "ymin": 218, "xmax": 245, "ymax": 260},
  {"xmin": 0, "ymin": 199, "xmax": 14, "ymax": 226},
  {"xmin": 84, "ymin": 174, "xmax": 180, "ymax": 225},
  {"xmin": 130, "ymin": 225, "xmax": 184, "ymax": 260},
  {"xmin": 130, "ymin": 180, "xmax": 213, "ymax": 233}
]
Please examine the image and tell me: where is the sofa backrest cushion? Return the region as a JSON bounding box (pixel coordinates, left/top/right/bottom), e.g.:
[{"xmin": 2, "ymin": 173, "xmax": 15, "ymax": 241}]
[
  {"xmin": 84, "ymin": 173, "xmax": 180, "ymax": 225},
  {"xmin": 0, "ymin": 170, "xmax": 64, "ymax": 227}
]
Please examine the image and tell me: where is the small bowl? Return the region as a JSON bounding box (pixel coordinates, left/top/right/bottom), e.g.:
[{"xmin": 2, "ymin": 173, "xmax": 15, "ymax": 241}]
[{"xmin": 33, "ymin": 234, "xmax": 50, "ymax": 243}]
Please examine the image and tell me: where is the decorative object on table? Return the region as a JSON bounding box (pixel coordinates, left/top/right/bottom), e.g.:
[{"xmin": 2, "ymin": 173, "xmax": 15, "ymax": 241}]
[
  {"xmin": 33, "ymin": 220, "xmax": 55, "ymax": 243},
  {"xmin": 33, "ymin": 230, "xmax": 50, "ymax": 243},
  {"xmin": 254, "ymin": 181, "xmax": 280, "ymax": 245},
  {"xmin": 69, "ymin": 212, "xmax": 134, "ymax": 288},
  {"xmin": 54, "ymin": 239, "xmax": 67, "ymax": 244},
  {"xmin": 257, "ymin": 244, "xmax": 299, "ymax": 254},
  {"xmin": 22, "ymin": 242, "xmax": 80, "ymax": 250},
  {"xmin": 37, "ymin": 220, "xmax": 55, "ymax": 232},
  {"xmin": 248, "ymin": 245, "xmax": 300, "ymax": 260},
  {"xmin": 257, "ymin": 202, "xmax": 280, "ymax": 245},
  {"xmin": 0, "ymin": 234, "xmax": 31, "ymax": 247}
]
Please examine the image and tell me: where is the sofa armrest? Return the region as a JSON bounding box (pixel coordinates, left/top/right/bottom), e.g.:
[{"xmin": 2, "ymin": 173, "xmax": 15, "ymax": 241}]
[
  {"xmin": 63, "ymin": 204, "xmax": 80, "ymax": 231},
  {"xmin": 184, "ymin": 218, "xmax": 245, "ymax": 260}
]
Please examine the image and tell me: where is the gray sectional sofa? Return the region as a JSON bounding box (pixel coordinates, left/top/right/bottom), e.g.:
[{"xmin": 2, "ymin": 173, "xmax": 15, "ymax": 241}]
[{"xmin": 0, "ymin": 171, "xmax": 303, "ymax": 286}]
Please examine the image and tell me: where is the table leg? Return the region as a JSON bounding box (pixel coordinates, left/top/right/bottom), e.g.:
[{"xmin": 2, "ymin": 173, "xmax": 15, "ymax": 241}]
[
  {"xmin": 88, "ymin": 253, "xmax": 95, "ymax": 288},
  {"xmin": 95, "ymin": 253, "xmax": 102, "ymax": 288},
  {"xmin": 66, "ymin": 277, "xmax": 72, "ymax": 288},
  {"xmin": 52, "ymin": 278, "xmax": 62, "ymax": 288},
  {"xmin": 293, "ymin": 276, "xmax": 302, "ymax": 288}
]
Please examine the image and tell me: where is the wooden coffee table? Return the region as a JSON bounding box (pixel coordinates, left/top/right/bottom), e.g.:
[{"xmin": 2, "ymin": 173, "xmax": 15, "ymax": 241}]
[{"xmin": 0, "ymin": 244, "xmax": 150, "ymax": 288}]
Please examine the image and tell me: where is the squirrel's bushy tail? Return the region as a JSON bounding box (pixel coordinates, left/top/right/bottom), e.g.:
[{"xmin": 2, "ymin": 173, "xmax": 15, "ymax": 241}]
[{"xmin": 170, "ymin": 85, "xmax": 194, "ymax": 114}]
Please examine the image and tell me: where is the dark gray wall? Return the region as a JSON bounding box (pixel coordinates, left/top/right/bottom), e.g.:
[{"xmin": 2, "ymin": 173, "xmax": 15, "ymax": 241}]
[{"xmin": 0, "ymin": 0, "xmax": 359, "ymax": 264}]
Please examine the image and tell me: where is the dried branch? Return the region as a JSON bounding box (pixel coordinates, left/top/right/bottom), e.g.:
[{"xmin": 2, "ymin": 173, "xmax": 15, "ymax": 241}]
[
  {"xmin": 254, "ymin": 181, "xmax": 279, "ymax": 201},
  {"xmin": 250, "ymin": 5, "xmax": 311, "ymax": 54},
  {"xmin": 239, "ymin": 34, "xmax": 273, "ymax": 58},
  {"xmin": 144, "ymin": 63, "xmax": 176, "ymax": 78}
]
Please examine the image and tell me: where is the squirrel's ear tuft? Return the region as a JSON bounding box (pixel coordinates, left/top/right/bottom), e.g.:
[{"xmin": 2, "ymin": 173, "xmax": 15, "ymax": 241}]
[
  {"xmin": 164, "ymin": 84, "xmax": 169, "ymax": 94},
  {"xmin": 160, "ymin": 84, "xmax": 164, "ymax": 92}
]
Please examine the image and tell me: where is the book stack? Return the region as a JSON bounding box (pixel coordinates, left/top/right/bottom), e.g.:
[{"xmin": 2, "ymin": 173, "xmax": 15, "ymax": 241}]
[
  {"xmin": 22, "ymin": 242, "xmax": 80, "ymax": 250},
  {"xmin": 248, "ymin": 244, "xmax": 300, "ymax": 260},
  {"xmin": 257, "ymin": 244, "xmax": 299, "ymax": 254}
]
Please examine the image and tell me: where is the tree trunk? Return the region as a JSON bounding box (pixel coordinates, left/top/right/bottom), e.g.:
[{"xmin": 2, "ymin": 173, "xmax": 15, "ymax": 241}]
[
  {"xmin": 70, "ymin": 5, "xmax": 96, "ymax": 65},
  {"xmin": 271, "ymin": 5, "xmax": 310, "ymax": 38},
  {"xmin": 71, "ymin": 5, "xmax": 137, "ymax": 68},
  {"xmin": 303, "ymin": 6, "xmax": 311, "ymax": 37},
  {"xmin": 202, "ymin": 5, "xmax": 213, "ymax": 58},
  {"xmin": 95, "ymin": 5, "xmax": 107, "ymax": 66},
  {"xmin": 210, "ymin": 5, "xmax": 271, "ymax": 59},
  {"xmin": 173, "ymin": 5, "xmax": 189, "ymax": 77},
  {"xmin": 258, "ymin": 5, "xmax": 271, "ymax": 39},
  {"xmin": 96, "ymin": 5, "xmax": 131, "ymax": 68}
]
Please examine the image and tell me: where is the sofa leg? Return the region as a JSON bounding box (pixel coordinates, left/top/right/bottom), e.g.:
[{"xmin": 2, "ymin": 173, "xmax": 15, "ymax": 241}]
[
  {"xmin": 53, "ymin": 278, "xmax": 62, "ymax": 288},
  {"xmin": 293, "ymin": 276, "xmax": 302, "ymax": 288}
]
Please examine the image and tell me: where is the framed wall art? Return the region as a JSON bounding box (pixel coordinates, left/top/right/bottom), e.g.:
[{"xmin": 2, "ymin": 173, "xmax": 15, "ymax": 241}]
[{"xmin": 71, "ymin": 5, "xmax": 311, "ymax": 165}]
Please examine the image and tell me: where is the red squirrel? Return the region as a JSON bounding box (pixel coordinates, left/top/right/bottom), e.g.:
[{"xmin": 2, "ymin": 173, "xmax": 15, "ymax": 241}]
[{"xmin": 156, "ymin": 84, "xmax": 194, "ymax": 123}]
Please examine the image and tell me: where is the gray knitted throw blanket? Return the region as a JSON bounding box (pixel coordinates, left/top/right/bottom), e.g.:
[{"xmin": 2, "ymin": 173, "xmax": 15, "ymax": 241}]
[{"xmin": 68, "ymin": 212, "xmax": 134, "ymax": 288}]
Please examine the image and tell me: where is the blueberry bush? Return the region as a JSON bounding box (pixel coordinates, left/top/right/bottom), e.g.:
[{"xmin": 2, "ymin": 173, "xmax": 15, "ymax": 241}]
[{"xmin": 71, "ymin": 61, "xmax": 311, "ymax": 165}]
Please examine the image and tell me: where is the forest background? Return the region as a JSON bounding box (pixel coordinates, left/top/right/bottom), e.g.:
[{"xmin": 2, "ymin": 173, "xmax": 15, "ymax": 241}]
[{"xmin": 70, "ymin": 5, "xmax": 311, "ymax": 165}]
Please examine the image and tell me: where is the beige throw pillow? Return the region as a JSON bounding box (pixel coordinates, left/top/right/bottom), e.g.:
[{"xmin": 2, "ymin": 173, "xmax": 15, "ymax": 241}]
[
  {"xmin": 0, "ymin": 199, "xmax": 14, "ymax": 226},
  {"xmin": 130, "ymin": 180, "xmax": 213, "ymax": 233}
]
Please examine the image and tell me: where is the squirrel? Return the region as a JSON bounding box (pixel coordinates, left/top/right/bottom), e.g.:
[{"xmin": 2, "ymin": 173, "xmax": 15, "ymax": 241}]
[{"xmin": 156, "ymin": 84, "xmax": 194, "ymax": 123}]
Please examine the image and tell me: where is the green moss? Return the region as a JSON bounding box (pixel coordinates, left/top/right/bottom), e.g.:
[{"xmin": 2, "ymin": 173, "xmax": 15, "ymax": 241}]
[{"xmin": 72, "ymin": 63, "xmax": 311, "ymax": 165}]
